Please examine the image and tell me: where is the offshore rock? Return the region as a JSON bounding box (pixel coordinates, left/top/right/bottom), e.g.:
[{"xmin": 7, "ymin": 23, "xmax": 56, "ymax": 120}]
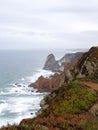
[{"xmin": 43, "ymin": 54, "xmax": 60, "ymax": 72}]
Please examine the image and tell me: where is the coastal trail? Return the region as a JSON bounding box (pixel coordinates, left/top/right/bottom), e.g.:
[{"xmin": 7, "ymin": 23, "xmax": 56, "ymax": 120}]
[{"xmin": 80, "ymin": 80, "xmax": 98, "ymax": 90}]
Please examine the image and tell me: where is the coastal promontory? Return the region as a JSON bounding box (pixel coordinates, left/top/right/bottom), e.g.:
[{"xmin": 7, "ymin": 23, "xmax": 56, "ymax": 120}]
[{"xmin": 1, "ymin": 46, "xmax": 98, "ymax": 130}]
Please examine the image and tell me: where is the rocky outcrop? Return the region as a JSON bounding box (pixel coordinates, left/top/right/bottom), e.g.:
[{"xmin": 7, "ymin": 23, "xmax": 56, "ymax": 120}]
[
  {"xmin": 43, "ymin": 52, "xmax": 83, "ymax": 72},
  {"xmin": 29, "ymin": 73, "xmax": 65, "ymax": 92},
  {"xmin": 59, "ymin": 52, "xmax": 83, "ymax": 71},
  {"xmin": 43, "ymin": 54, "xmax": 60, "ymax": 72},
  {"xmin": 64, "ymin": 47, "xmax": 98, "ymax": 82},
  {"xmin": 28, "ymin": 51, "xmax": 84, "ymax": 92},
  {"xmin": 60, "ymin": 52, "xmax": 83, "ymax": 64},
  {"xmin": 29, "ymin": 47, "xmax": 98, "ymax": 92}
]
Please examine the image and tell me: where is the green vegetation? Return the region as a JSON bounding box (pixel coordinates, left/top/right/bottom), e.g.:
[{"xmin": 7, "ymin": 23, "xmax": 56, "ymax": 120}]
[
  {"xmin": 82, "ymin": 119, "xmax": 98, "ymax": 130},
  {"xmin": 78, "ymin": 74, "xmax": 95, "ymax": 80},
  {"xmin": 41, "ymin": 81, "xmax": 97, "ymax": 116},
  {"xmin": 0, "ymin": 124, "xmax": 35, "ymax": 130},
  {"xmin": 1, "ymin": 81, "xmax": 98, "ymax": 130}
]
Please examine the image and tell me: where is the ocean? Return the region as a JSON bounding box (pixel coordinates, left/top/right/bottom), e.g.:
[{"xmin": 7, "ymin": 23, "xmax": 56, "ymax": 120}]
[{"xmin": 0, "ymin": 49, "xmax": 87, "ymax": 127}]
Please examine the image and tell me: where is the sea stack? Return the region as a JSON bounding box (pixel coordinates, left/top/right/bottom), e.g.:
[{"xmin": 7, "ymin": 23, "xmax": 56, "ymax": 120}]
[{"xmin": 43, "ymin": 53, "xmax": 60, "ymax": 72}]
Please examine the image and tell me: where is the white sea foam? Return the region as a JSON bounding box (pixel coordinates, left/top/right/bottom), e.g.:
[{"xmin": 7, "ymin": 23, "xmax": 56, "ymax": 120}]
[
  {"xmin": 27, "ymin": 69, "xmax": 54, "ymax": 83},
  {"xmin": 0, "ymin": 102, "xmax": 8, "ymax": 113},
  {"xmin": 21, "ymin": 78, "xmax": 25, "ymax": 81},
  {"xmin": 0, "ymin": 69, "xmax": 52, "ymax": 127}
]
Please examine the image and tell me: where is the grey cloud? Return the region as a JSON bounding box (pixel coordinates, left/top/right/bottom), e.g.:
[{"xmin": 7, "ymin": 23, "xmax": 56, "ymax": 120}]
[
  {"xmin": 45, "ymin": 7, "xmax": 98, "ymax": 14},
  {"xmin": 0, "ymin": 0, "xmax": 98, "ymax": 49},
  {"xmin": 44, "ymin": 0, "xmax": 98, "ymax": 14}
]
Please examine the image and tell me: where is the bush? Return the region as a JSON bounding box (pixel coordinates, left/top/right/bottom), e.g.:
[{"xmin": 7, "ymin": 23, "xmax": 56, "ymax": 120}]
[{"xmin": 41, "ymin": 81, "xmax": 97, "ymax": 115}]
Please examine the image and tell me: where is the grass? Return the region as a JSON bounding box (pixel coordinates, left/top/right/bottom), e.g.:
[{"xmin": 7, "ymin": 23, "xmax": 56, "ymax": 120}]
[{"xmin": 40, "ymin": 81, "xmax": 97, "ymax": 116}]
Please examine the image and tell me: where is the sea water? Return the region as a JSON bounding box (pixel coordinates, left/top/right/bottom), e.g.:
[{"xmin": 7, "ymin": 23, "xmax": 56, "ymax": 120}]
[{"xmin": 0, "ymin": 49, "xmax": 86, "ymax": 127}]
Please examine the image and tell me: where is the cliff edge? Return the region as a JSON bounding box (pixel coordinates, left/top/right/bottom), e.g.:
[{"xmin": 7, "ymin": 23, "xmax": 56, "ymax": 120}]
[{"xmin": 1, "ymin": 47, "xmax": 98, "ymax": 130}]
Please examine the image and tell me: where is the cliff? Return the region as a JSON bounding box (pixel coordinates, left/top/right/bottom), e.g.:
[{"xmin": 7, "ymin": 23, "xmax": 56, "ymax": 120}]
[
  {"xmin": 29, "ymin": 47, "xmax": 98, "ymax": 92},
  {"xmin": 29, "ymin": 51, "xmax": 84, "ymax": 92},
  {"xmin": 29, "ymin": 73, "xmax": 65, "ymax": 92},
  {"xmin": 19, "ymin": 47, "xmax": 98, "ymax": 130},
  {"xmin": 43, "ymin": 52, "xmax": 83, "ymax": 72},
  {"xmin": 1, "ymin": 46, "xmax": 98, "ymax": 130},
  {"xmin": 59, "ymin": 52, "xmax": 84, "ymax": 71},
  {"xmin": 64, "ymin": 47, "xmax": 98, "ymax": 82}
]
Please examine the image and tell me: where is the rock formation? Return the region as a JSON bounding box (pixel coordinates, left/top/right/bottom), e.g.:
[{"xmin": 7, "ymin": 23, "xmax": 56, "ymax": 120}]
[
  {"xmin": 64, "ymin": 47, "xmax": 98, "ymax": 82},
  {"xmin": 43, "ymin": 54, "xmax": 60, "ymax": 72},
  {"xmin": 29, "ymin": 51, "xmax": 83, "ymax": 92},
  {"xmin": 59, "ymin": 52, "xmax": 84, "ymax": 71},
  {"xmin": 29, "ymin": 73, "xmax": 65, "ymax": 92},
  {"xmin": 29, "ymin": 47, "xmax": 98, "ymax": 92},
  {"xmin": 43, "ymin": 52, "xmax": 83, "ymax": 72}
]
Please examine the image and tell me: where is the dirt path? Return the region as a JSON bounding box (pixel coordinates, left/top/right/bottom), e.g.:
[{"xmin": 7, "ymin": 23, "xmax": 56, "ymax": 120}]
[{"xmin": 80, "ymin": 81, "xmax": 98, "ymax": 90}]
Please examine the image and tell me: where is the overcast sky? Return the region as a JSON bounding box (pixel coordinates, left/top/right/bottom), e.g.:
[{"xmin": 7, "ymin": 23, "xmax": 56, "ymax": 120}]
[{"xmin": 0, "ymin": 0, "xmax": 98, "ymax": 50}]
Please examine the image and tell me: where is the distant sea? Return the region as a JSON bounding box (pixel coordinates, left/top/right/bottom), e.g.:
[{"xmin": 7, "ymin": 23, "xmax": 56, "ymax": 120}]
[{"xmin": 0, "ymin": 49, "xmax": 87, "ymax": 127}]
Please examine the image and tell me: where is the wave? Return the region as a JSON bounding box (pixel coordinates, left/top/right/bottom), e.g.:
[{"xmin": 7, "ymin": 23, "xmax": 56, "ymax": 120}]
[
  {"xmin": 27, "ymin": 69, "xmax": 54, "ymax": 83},
  {"xmin": 0, "ymin": 69, "xmax": 52, "ymax": 127},
  {"xmin": 0, "ymin": 101, "xmax": 8, "ymax": 113}
]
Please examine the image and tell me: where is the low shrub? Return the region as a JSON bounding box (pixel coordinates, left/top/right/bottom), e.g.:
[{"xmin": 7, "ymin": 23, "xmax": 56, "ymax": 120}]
[{"xmin": 41, "ymin": 81, "xmax": 97, "ymax": 115}]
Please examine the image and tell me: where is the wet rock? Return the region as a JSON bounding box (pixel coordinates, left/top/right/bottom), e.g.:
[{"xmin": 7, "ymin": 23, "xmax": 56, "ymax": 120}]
[{"xmin": 30, "ymin": 113, "xmax": 34, "ymax": 115}]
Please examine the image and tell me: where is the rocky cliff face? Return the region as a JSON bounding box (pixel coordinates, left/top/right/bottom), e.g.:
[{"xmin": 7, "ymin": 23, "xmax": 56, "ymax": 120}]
[
  {"xmin": 59, "ymin": 52, "xmax": 83, "ymax": 71},
  {"xmin": 43, "ymin": 52, "xmax": 83, "ymax": 72},
  {"xmin": 29, "ymin": 51, "xmax": 83, "ymax": 92},
  {"xmin": 65, "ymin": 47, "xmax": 98, "ymax": 82},
  {"xmin": 29, "ymin": 47, "xmax": 98, "ymax": 92},
  {"xmin": 29, "ymin": 73, "xmax": 65, "ymax": 92}
]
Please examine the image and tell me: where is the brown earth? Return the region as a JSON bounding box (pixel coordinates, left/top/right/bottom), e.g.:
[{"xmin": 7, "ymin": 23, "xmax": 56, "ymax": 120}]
[{"xmin": 80, "ymin": 80, "xmax": 98, "ymax": 90}]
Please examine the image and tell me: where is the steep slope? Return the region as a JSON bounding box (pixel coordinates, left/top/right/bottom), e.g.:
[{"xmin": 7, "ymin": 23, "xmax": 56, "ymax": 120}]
[
  {"xmin": 59, "ymin": 52, "xmax": 83, "ymax": 71},
  {"xmin": 1, "ymin": 81, "xmax": 98, "ymax": 130},
  {"xmin": 29, "ymin": 52, "xmax": 84, "ymax": 92},
  {"xmin": 1, "ymin": 47, "xmax": 98, "ymax": 130},
  {"xmin": 29, "ymin": 73, "xmax": 65, "ymax": 92},
  {"xmin": 64, "ymin": 47, "xmax": 98, "ymax": 82}
]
